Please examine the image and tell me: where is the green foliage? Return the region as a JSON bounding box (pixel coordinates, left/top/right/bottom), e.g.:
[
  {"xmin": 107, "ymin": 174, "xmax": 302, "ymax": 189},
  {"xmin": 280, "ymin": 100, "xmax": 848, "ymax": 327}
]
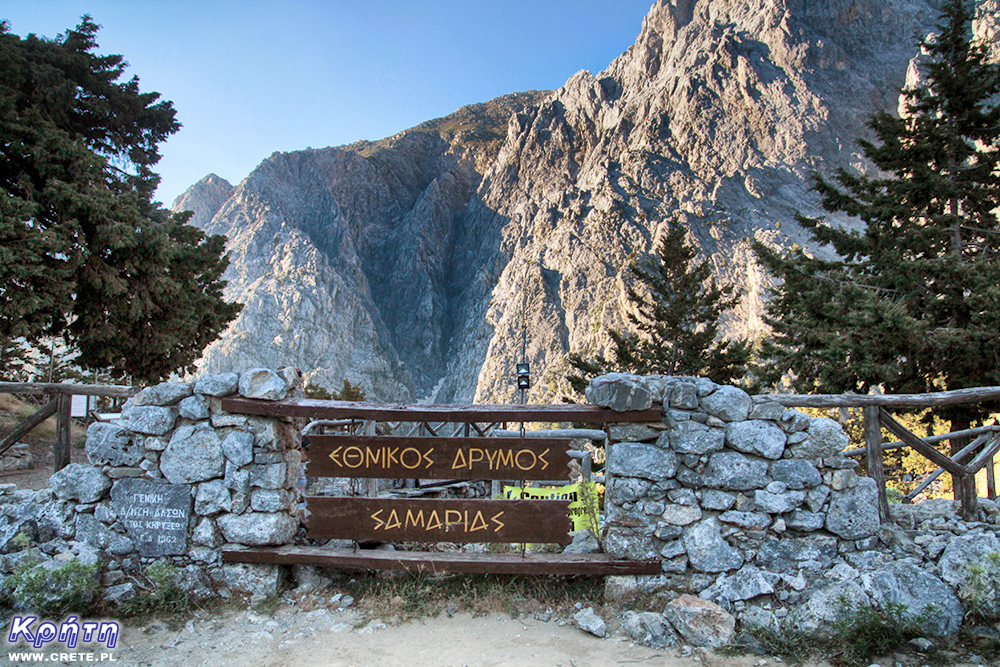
[
  {"xmin": 117, "ymin": 561, "xmax": 191, "ymax": 616},
  {"xmin": 8, "ymin": 560, "xmax": 100, "ymax": 616},
  {"xmin": 332, "ymin": 379, "xmax": 366, "ymax": 402},
  {"xmin": 568, "ymin": 224, "xmax": 751, "ymax": 395},
  {"xmin": 755, "ymin": 0, "xmax": 1000, "ymax": 429},
  {"xmin": 958, "ymin": 550, "xmax": 1000, "ymax": 622},
  {"xmin": 304, "ymin": 382, "xmax": 333, "ymax": 400},
  {"xmin": 0, "ymin": 17, "xmax": 240, "ymax": 383},
  {"xmin": 829, "ymin": 600, "xmax": 923, "ymax": 667}
]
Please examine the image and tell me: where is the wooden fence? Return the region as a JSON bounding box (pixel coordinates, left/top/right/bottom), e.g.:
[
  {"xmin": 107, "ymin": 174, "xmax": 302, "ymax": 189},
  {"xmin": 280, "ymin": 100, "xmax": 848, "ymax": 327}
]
[
  {"xmin": 0, "ymin": 382, "xmax": 138, "ymax": 473},
  {"xmin": 755, "ymin": 387, "xmax": 1000, "ymax": 520}
]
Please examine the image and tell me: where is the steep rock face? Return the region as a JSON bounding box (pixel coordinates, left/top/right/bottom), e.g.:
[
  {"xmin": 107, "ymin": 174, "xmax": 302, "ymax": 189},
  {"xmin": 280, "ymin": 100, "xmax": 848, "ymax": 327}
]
[
  {"xmin": 175, "ymin": 0, "xmax": 947, "ymax": 402},
  {"xmin": 171, "ymin": 174, "xmax": 233, "ymax": 228}
]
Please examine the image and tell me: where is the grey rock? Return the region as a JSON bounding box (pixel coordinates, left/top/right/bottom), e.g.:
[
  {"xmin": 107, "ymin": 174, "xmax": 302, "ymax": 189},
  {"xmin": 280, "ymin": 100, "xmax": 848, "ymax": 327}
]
[
  {"xmin": 195, "ymin": 480, "xmax": 232, "ymax": 515},
  {"xmin": 825, "ymin": 477, "xmax": 881, "ymax": 539},
  {"xmin": 221, "ymin": 430, "xmax": 255, "ymax": 467},
  {"xmin": 806, "ymin": 485, "xmax": 831, "ymax": 513},
  {"xmin": 702, "ymin": 565, "xmax": 776, "ymax": 602},
  {"xmin": 683, "ymin": 518, "xmax": 743, "ymax": 573},
  {"xmin": 160, "ymin": 427, "xmax": 225, "ymax": 484},
  {"xmin": 739, "ymin": 605, "xmax": 780, "ymax": 635},
  {"xmin": 608, "ymin": 442, "xmax": 677, "ymax": 481},
  {"xmin": 175, "ymin": 565, "xmax": 215, "ymax": 601},
  {"xmin": 621, "ymin": 611, "xmax": 678, "ymax": 648},
  {"xmin": 784, "ymin": 510, "xmax": 826, "ymax": 531},
  {"xmin": 700, "ymin": 386, "xmax": 751, "ymax": 422},
  {"xmin": 250, "ymin": 489, "xmax": 293, "ymax": 513},
  {"xmin": 604, "ymin": 527, "xmax": 660, "ymax": 560},
  {"xmin": 216, "ymin": 512, "xmax": 298, "ymax": 546},
  {"xmin": 663, "ymin": 594, "xmax": 736, "ymax": 648},
  {"xmin": 668, "ymin": 382, "xmax": 699, "ymax": 410},
  {"xmin": 195, "ymin": 372, "xmax": 240, "ymax": 397},
  {"xmin": 748, "ymin": 402, "xmax": 785, "ymax": 421},
  {"xmin": 770, "ymin": 459, "xmax": 822, "ymax": 489},
  {"xmin": 573, "ymin": 607, "xmax": 606, "ymax": 638},
  {"xmin": 85, "ymin": 422, "xmax": 141, "ymax": 467},
  {"xmin": 667, "ymin": 421, "xmax": 725, "ymax": 455},
  {"xmin": 719, "ymin": 511, "xmax": 771, "ymax": 530},
  {"xmin": 563, "ymin": 529, "xmax": 601, "ymax": 555},
  {"xmin": 125, "ymin": 406, "xmax": 178, "ymax": 436},
  {"xmin": 586, "ymin": 373, "xmax": 654, "ymax": 411},
  {"xmin": 779, "ymin": 410, "xmax": 812, "ymax": 433},
  {"xmin": 938, "ymin": 531, "xmax": 1000, "ymax": 618},
  {"xmin": 238, "ymin": 368, "xmax": 289, "ymax": 401},
  {"xmin": 50, "ymin": 464, "xmax": 111, "ymax": 504},
  {"xmin": 249, "ymin": 463, "xmax": 288, "ymax": 490},
  {"xmin": 133, "ymin": 382, "xmax": 193, "ymax": 407},
  {"xmin": 861, "ymin": 561, "xmax": 963, "ymax": 636},
  {"xmin": 661, "ymin": 503, "xmax": 702, "ymax": 526},
  {"xmin": 178, "ymin": 395, "xmax": 210, "ymax": 420},
  {"xmin": 610, "ymin": 477, "xmax": 650, "ymax": 503},
  {"xmin": 907, "ymin": 637, "xmax": 937, "ymax": 653},
  {"xmin": 192, "ymin": 518, "xmax": 223, "ymax": 548},
  {"xmin": 755, "ymin": 536, "xmax": 838, "ymax": 573},
  {"xmin": 788, "ymin": 580, "xmax": 871, "ymax": 638},
  {"xmin": 700, "ymin": 490, "xmax": 736, "ymax": 511},
  {"xmin": 753, "ymin": 488, "xmax": 806, "ymax": 514},
  {"xmin": 609, "ymin": 424, "xmax": 660, "ymax": 443},
  {"xmin": 222, "ymin": 562, "xmax": 282, "ymax": 596},
  {"xmin": 726, "ymin": 420, "xmax": 786, "ymax": 460},
  {"xmin": 789, "ymin": 417, "xmax": 849, "ymax": 458},
  {"xmin": 75, "ymin": 514, "xmax": 135, "ymax": 556},
  {"xmin": 103, "ymin": 582, "xmax": 138, "ymax": 605},
  {"xmin": 702, "ymin": 451, "xmax": 769, "ymax": 491}
]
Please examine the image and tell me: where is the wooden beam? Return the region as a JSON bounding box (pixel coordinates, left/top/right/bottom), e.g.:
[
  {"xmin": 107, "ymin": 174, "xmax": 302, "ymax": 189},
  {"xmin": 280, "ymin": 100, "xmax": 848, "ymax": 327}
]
[
  {"xmin": 752, "ymin": 386, "xmax": 1000, "ymax": 409},
  {"xmin": 0, "ymin": 382, "xmax": 137, "ymax": 397},
  {"xmin": 964, "ymin": 434, "xmax": 1000, "ymax": 475},
  {"xmin": 221, "ymin": 546, "xmax": 662, "ymax": 576},
  {"xmin": 305, "ymin": 497, "xmax": 573, "ymax": 544},
  {"xmin": 842, "ymin": 425, "xmax": 1000, "ymax": 457},
  {"xmin": 863, "ymin": 407, "xmax": 890, "ymax": 523},
  {"xmin": 878, "ymin": 408, "xmax": 967, "ymax": 476},
  {"xmin": 0, "ymin": 399, "xmax": 58, "ymax": 458},
  {"xmin": 54, "ymin": 393, "xmax": 71, "ymax": 472},
  {"xmin": 305, "ymin": 435, "xmax": 572, "ymax": 480},
  {"xmin": 903, "ymin": 433, "xmax": 990, "ymax": 501},
  {"xmin": 221, "ymin": 397, "xmax": 662, "ymax": 425}
]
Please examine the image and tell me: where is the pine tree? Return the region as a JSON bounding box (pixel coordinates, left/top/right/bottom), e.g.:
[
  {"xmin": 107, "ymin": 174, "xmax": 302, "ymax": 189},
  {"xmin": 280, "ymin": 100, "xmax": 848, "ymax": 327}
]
[
  {"xmin": 755, "ymin": 0, "xmax": 1000, "ymax": 429},
  {"xmin": 568, "ymin": 225, "xmax": 750, "ymax": 394},
  {"xmin": 0, "ymin": 17, "xmax": 240, "ymax": 383}
]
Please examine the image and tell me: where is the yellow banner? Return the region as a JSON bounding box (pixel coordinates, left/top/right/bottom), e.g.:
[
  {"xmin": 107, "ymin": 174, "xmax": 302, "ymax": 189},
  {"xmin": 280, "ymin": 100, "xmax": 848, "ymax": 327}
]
[{"xmin": 502, "ymin": 481, "xmax": 599, "ymax": 533}]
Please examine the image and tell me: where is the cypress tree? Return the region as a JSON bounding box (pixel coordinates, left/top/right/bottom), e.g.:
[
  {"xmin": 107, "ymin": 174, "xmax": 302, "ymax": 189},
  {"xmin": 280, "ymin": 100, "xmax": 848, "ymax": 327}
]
[
  {"xmin": 755, "ymin": 0, "xmax": 1000, "ymax": 429},
  {"xmin": 0, "ymin": 17, "xmax": 240, "ymax": 383},
  {"xmin": 568, "ymin": 225, "xmax": 750, "ymax": 394}
]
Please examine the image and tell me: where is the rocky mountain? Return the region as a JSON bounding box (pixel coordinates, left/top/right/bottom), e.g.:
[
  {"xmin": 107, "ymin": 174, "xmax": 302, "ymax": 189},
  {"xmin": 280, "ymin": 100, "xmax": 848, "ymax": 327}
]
[{"xmin": 174, "ymin": 0, "xmax": 955, "ymax": 404}]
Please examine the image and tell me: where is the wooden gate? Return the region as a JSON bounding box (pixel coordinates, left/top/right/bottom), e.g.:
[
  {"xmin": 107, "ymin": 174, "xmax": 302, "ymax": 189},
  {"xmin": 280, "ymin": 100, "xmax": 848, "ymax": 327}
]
[{"xmin": 221, "ymin": 397, "xmax": 662, "ymax": 575}]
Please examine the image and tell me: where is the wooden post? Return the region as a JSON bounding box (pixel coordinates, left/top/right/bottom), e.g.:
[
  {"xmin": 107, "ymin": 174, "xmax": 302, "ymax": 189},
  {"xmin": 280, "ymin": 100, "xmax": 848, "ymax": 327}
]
[
  {"xmin": 958, "ymin": 472, "xmax": 978, "ymax": 520},
  {"xmin": 864, "ymin": 406, "xmax": 890, "ymax": 523},
  {"xmin": 987, "ymin": 457, "xmax": 996, "ymax": 500},
  {"xmin": 54, "ymin": 392, "xmax": 71, "ymax": 473}
]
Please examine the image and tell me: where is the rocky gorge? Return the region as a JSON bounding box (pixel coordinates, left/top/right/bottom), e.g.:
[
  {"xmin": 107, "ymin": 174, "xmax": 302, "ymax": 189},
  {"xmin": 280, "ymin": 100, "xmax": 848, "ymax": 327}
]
[{"xmin": 172, "ymin": 0, "xmax": 1000, "ymax": 403}]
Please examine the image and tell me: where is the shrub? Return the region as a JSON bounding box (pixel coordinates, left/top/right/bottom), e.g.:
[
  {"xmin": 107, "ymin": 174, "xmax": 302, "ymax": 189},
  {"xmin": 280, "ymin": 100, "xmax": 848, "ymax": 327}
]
[
  {"xmin": 8, "ymin": 560, "xmax": 100, "ymax": 616},
  {"xmin": 117, "ymin": 562, "xmax": 191, "ymax": 617}
]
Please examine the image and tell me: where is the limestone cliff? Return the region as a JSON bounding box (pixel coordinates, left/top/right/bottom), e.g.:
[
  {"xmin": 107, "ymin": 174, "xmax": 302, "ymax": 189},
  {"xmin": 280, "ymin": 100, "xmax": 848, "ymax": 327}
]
[{"xmin": 174, "ymin": 0, "xmax": 947, "ymax": 403}]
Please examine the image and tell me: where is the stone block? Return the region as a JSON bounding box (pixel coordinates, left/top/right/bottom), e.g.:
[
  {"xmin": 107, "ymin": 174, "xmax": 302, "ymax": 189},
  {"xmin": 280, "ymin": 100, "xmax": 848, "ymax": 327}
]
[
  {"xmin": 663, "ymin": 594, "xmax": 736, "ymax": 647},
  {"xmin": 702, "ymin": 451, "xmax": 769, "ymax": 491},
  {"xmin": 160, "ymin": 426, "xmax": 225, "ymax": 484},
  {"xmin": 586, "ymin": 373, "xmax": 655, "ymax": 411},
  {"xmin": 700, "ymin": 386, "xmax": 751, "ymax": 422},
  {"xmin": 50, "ymin": 464, "xmax": 111, "ymax": 503},
  {"xmin": 133, "ymin": 382, "xmax": 193, "ymax": 407},
  {"xmin": 85, "ymin": 422, "xmax": 142, "ymax": 467},
  {"xmin": 238, "ymin": 368, "xmax": 288, "ymax": 401},
  {"xmin": 195, "ymin": 373, "xmax": 240, "ymax": 397},
  {"xmin": 608, "ymin": 442, "xmax": 677, "ymax": 481},
  {"xmin": 725, "ymin": 420, "xmax": 786, "ymax": 460}
]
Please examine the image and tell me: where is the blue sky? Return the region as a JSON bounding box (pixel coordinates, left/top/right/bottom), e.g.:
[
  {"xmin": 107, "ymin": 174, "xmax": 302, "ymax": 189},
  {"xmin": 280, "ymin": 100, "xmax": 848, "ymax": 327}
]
[{"xmin": 5, "ymin": 1, "xmax": 655, "ymax": 205}]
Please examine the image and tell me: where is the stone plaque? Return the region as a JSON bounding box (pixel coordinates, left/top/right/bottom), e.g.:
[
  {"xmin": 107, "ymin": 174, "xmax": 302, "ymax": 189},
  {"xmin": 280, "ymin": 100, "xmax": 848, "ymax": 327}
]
[{"xmin": 111, "ymin": 478, "xmax": 192, "ymax": 557}]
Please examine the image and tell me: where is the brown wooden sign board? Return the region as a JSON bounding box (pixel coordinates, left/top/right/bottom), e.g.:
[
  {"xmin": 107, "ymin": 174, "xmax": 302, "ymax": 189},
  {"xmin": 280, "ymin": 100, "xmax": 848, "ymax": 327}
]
[
  {"xmin": 306, "ymin": 497, "xmax": 573, "ymax": 544},
  {"xmin": 304, "ymin": 435, "xmax": 571, "ymax": 480}
]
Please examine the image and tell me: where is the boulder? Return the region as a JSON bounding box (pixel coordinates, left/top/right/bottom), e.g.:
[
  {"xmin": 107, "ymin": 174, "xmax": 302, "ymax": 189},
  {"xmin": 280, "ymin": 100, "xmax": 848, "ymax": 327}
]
[
  {"xmin": 862, "ymin": 561, "xmax": 963, "ymax": 636},
  {"xmin": 701, "ymin": 565, "xmax": 777, "ymax": 603},
  {"xmin": 178, "ymin": 395, "xmax": 210, "ymax": 420},
  {"xmin": 50, "ymin": 464, "xmax": 111, "ymax": 503},
  {"xmin": 221, "ymin": 430, "xmax": 255, "ymax": 467},
  {"xmin": 770, "ymin": 459, "xmax": 822, "ymax": 489},
  {"xmin": 788, "ymin": 580, "xmax": 871, "ymax": 638},
  {"xmin": 124, "ymin": 406, "xmax": 178, "ymax": 436},
  {"xmin": 133, "ymin": 382, "xmax": 193, "ymax": 406},
  {"xmin": 788, "ymin": 417, "xmax": 849, "ymax": 458},
  {"xmin": 607, "ymin": 442, "xmax": 677, "ymax": 481},
  {"xmin": 825, "ymin": 477, "xmax": 881, "ymax": 539},
  {"xmin": 195, "ymin": 372, "xmax": 240, "ymax": 397},
  {"xmin": 683, "ymin": 517, "xmax": 743, "ymax": 573},
  {"xmin": 216, "ymin": 512, "xmax": 298, "ymax": 546},
  {"xmin": 666, "ymin": 421, "xmax": 725, "ymax": 455},
  {"xmin": 586, "ymin": 373, "xmax": 655, "ymax": 411},
  {"xmin": 85, "ymin": 422, "xmax": 142, "ymax": 467},
  {"xmin": 573, "ymin": 607, "xmax": 607, "ymax": 637},
  {"xmin": 702, "ymin": 451, "xmax": 769, "ymax": 491},
  {"xmin": 700, "ymin": 386, "xmax": 751, "ymax": 422},
  {"xmin": 159, "ymin": 426, "xmax": 225, "ymax": 484},
  {"xmin": 621, "ymin": 611, "xmax": 678, "ymax": 648},
  {"xmin": 663, "ymin": 595, "xmax": 736, "ymax": 647},
  {"xmin": 238, "ymin": 368, "xmax": 288, "ymax": 401},
  {"xmin": 725, "ymin": 420, "xmax": 786, "ymax": 459}
]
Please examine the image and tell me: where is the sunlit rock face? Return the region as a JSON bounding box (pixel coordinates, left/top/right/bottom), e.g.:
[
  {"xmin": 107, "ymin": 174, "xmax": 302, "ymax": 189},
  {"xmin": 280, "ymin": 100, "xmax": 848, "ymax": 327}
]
[{"xmin": 174, "ymin": 0, "xmax": 944, "ymax": 402}]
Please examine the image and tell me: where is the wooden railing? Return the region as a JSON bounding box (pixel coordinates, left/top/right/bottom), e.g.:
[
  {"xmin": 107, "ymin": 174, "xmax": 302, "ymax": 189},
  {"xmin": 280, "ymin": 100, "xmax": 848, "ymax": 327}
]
[
  {"xmin": 754, "ymin": 387, "xmax": 1000, "ymax": 521},
  {"xmin": 0, "ymin": 382, "xmax": 138, "ymax": 473}
]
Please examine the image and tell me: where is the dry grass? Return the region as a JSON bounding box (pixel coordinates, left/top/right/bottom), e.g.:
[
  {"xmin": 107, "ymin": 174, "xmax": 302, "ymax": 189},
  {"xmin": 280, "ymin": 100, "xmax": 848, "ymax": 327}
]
[{"xmin": 0, "ymin": 393, "xmax": 87, "ymax": 443}]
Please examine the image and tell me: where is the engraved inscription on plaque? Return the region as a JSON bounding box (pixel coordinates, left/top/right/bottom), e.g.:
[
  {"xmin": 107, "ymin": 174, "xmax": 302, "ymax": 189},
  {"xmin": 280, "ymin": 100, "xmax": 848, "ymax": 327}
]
[{"xmin": 110, "ymin": 478, "xmax": 191, "ymax": 557}]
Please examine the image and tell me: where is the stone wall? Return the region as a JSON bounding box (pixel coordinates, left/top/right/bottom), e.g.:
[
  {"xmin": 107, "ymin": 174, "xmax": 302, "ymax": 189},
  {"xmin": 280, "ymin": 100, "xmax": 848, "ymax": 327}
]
[
  {"xmin": 589, "ymin": 373, "xmax": 1000, "ymax": 641},
  {"xmin": 0, "ymin": 368, "xmax": 304, "ymax": 604}
]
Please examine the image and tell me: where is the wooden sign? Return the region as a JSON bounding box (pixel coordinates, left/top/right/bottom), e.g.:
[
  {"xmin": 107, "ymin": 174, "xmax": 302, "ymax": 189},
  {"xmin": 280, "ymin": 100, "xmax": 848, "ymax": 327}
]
[
  {"xmin": 305, "ymin": 497, "xmax": 573, "ymax": 544},
  {"xmin": 304, "ymin": 435, "xmax": 571, "ymax": 480}
]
